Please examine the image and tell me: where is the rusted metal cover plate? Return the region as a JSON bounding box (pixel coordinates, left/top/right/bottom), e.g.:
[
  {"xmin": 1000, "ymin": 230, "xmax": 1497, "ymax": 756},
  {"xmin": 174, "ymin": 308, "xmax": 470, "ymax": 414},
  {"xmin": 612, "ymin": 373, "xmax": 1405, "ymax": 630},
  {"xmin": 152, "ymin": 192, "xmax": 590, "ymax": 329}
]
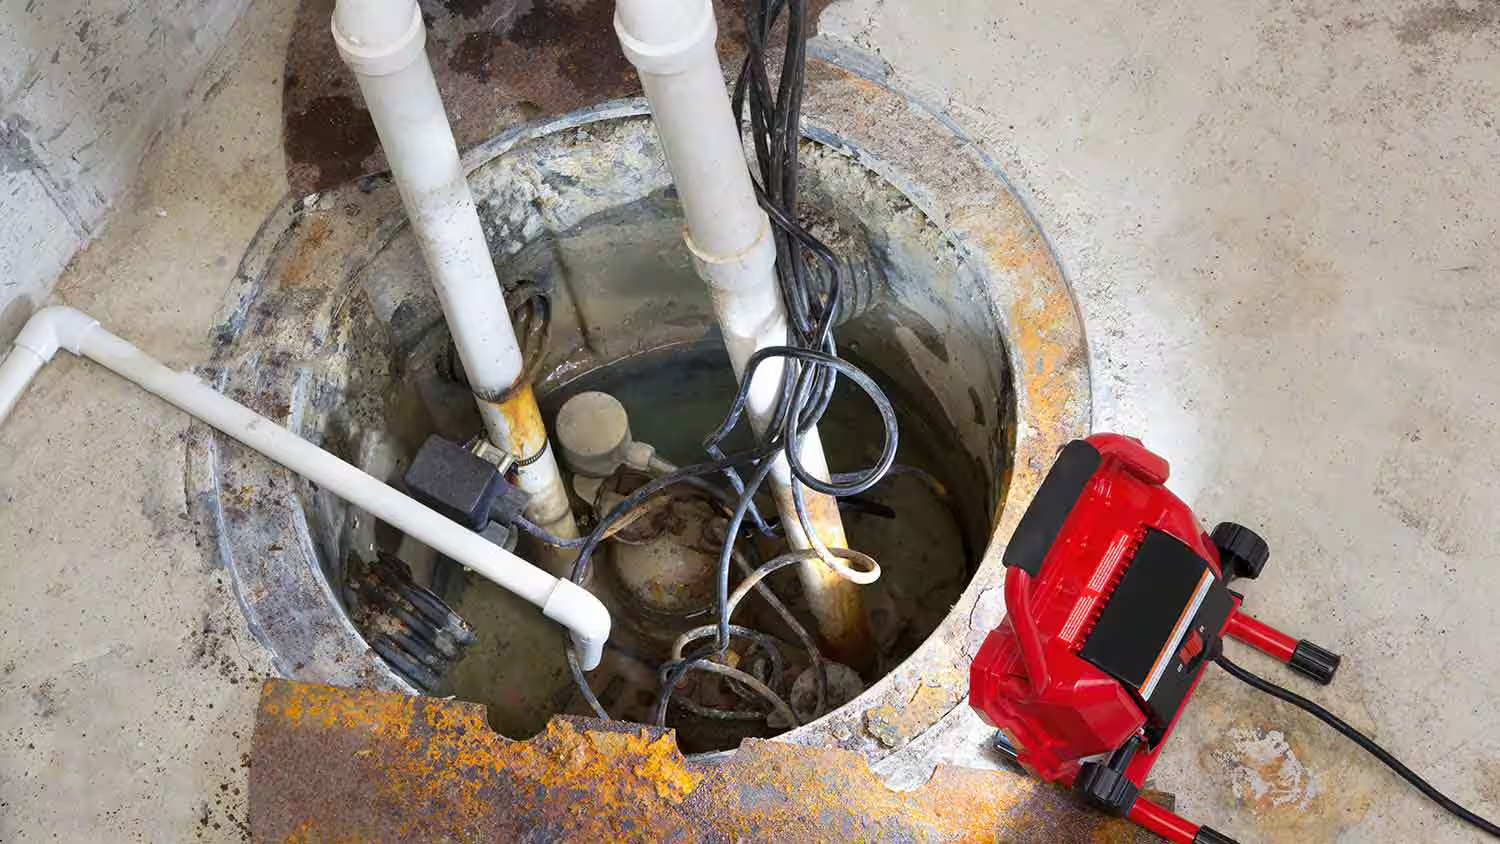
[{"xmin": 251, "ymin": 680, "xmax": 1151, "ymax": 842}]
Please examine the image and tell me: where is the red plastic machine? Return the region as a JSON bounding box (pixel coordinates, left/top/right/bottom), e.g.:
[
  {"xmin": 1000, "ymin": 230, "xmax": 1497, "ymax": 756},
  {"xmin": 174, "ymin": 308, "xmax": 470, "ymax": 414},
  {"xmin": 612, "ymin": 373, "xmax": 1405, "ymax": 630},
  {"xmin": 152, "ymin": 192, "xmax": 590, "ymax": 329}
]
[{"xmin": 970, "ymin": 434, "xmax": 1341, "ymax": 844}]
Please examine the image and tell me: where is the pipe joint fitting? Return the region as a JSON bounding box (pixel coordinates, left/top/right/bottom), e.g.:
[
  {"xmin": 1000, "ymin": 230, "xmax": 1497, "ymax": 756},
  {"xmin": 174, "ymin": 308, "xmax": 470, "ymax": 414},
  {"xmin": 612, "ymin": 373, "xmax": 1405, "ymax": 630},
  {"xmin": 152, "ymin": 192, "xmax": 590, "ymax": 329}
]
[
  {"xmin": 543, "ymin": 580, "xmax": 612, "ymax": 670},
  {"xmin": 331, "ymin": 0, "xmax": 426, "ymax": 77},
  {"xmin": 685, "ymin": 219, "xmax": 779, "ymax": 293},
  {"xmin": 14, "ymin": 306, "xmax": 100, "ymax": 361},
  {"xmin": 613, "ymin": 1, "xmax": 717, "ymax": 76}
]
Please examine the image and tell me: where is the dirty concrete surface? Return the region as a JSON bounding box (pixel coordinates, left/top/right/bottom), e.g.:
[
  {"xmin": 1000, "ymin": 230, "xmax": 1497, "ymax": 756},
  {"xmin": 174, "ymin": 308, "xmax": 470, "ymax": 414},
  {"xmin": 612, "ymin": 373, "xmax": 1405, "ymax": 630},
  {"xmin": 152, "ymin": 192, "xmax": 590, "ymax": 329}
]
[
  {"xmin": 2, "ymin": 0, "xmax": 1499, "ymax": 841},
  {"xmin": 0, "ymin": 0, "xmax": 293, "ymax": 839},
  {"xmin": 0, "ymin": 0, "xmax": 252, "ymax": 329},
  {"xmin": 278, "ymin": 0, "xmax": 836, "ymax": 193},
  {"xmin": 817, "ymin": 0, "xmax": 1500, "ymax": 840}
]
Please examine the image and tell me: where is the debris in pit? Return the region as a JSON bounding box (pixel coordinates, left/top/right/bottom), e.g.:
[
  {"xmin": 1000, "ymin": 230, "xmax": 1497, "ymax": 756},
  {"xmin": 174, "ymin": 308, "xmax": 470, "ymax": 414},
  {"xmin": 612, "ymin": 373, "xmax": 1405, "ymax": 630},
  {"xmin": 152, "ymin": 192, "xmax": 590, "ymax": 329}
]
[{"xmin": 344, "ymin": 552, "xmax": 477, "ymax": 692}]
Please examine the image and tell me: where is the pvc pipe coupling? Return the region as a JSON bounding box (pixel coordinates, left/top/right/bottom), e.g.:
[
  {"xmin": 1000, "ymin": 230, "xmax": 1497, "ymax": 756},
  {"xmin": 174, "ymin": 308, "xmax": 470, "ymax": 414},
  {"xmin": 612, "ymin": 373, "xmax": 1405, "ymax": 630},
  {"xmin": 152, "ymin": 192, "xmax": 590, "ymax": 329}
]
[
  {"xmin": 331, "ymin": 0, "xmax": 426, "ymax": 77},
  {"xmin": 614, "ymin": 0, "xmax": 717, "ymax": 76},
  {"xmin": 683, "ymin": 223, "xmax": 779, "ymax": 294}
]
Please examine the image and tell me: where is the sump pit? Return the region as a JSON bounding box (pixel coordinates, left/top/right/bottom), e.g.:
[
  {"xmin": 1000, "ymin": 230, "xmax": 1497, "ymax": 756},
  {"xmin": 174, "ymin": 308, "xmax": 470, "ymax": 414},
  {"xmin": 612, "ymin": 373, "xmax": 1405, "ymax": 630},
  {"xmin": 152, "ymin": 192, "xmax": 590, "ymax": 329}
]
[
  {"xmin": 345, "ymin": 123, "xmax": 1000, "ymax": 752},
  {"xmin": 193, "ymin": 62, "xmax": 1089, "ymax": 762},
  {"xmin": 451, "ymin": 342, "xmax": 986, "ymax": 751}
]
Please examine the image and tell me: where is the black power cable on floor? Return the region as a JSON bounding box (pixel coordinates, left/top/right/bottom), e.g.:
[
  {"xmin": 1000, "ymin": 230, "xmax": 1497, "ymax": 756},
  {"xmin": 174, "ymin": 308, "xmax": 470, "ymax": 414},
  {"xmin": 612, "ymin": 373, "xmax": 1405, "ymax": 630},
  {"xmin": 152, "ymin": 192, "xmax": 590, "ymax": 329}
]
[{"xmin": 1215, "ymin": 655, "xmax": 1500, "ymax": 839}]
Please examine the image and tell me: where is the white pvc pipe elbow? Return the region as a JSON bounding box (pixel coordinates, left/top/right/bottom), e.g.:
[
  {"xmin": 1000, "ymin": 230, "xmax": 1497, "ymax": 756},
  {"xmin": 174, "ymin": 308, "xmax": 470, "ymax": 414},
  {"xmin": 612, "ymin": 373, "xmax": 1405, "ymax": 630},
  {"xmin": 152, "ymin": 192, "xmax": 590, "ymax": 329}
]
[
  {"xmin": 0, "ymin": 307, "xmax": 610, "ymax": 670},
  {"xmin": 0, "ymin": 307, "xmax": 96, "ymax": 421}
]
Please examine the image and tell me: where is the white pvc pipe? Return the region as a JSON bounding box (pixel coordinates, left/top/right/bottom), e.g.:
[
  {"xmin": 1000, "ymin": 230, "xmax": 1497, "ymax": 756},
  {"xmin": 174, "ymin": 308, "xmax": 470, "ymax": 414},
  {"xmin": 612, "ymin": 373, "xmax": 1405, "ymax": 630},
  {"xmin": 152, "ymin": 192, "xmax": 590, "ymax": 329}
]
[
  {"xmin": 615, "ymin": 0, "xmax": 866, "ymax": 656},
  {"xmin": 0, "ymin": 307, "xmax": 610, "ymax": 670},
  {"xmin": 331, "ymin": 0, "xmax": 576, "ymax": 540},
  {"xmin": 612, "ymin": 0, "xmax": 842, "ymax": 534}
]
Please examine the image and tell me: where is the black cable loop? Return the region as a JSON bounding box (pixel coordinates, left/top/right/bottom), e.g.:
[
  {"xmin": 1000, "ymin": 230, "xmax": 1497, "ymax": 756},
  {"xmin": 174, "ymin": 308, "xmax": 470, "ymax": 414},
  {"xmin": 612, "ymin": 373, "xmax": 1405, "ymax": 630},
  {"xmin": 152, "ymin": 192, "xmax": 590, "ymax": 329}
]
[{"xmin": 567, "ymin": 0, "xmax": 900, "ymax": 729}]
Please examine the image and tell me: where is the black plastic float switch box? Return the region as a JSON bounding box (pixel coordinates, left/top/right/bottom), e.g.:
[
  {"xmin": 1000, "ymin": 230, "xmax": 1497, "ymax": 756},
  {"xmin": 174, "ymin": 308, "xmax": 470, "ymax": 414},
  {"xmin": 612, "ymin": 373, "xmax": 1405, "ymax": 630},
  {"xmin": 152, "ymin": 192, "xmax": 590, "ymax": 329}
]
[{"xmin": 403, "ymin": 435, "xmax": 531, "ymax": 530}]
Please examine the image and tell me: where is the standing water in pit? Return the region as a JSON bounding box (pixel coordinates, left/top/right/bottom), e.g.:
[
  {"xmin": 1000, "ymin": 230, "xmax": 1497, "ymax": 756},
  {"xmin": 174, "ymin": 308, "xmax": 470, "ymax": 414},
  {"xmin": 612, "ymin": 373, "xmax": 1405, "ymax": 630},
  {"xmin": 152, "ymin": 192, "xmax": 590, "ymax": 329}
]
[
  {"xmin": 253, "ymin": 0, "xmax": 1021, "ymax": 753},
  {"xmin": 432, "ymin": 342, "xmax": 979, "ymax": 752},
  {"xmin": 432, "ymin": 0, "xmax": 928, "ymax": 747}
]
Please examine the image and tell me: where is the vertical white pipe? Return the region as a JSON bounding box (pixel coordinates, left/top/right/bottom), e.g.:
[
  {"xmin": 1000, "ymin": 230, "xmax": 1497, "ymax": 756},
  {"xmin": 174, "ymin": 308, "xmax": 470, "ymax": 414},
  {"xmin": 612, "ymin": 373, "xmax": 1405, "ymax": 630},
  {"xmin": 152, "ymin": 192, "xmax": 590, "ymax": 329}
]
[
  {"xmin": 0, "ymin": 348, "xmax": 44, "ymax": 423},
  {"xmin": 614, "ymin": 0, "xmax": 868, "ymax": 660},
  {"xmin": 332, "ymin": 0, "xmax": 577, "ymax": 542}
]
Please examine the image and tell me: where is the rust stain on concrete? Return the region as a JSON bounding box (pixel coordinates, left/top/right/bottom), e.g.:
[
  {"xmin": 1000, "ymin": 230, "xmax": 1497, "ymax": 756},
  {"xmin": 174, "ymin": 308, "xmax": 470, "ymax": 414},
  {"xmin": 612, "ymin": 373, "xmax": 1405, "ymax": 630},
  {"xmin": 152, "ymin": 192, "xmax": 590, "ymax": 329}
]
[
  {"xmin": 281, "ymin": 0, "xmax": 837, "ymax": 194},
  {"xmin": 1193, "ymin": 685, "xmax": 1381, "ymax": 840},
  {"xmin": 278, "ymin": 215, "xmax": 334, "ymax": 286},
  {"xmin": 862, "ymin": 666, "xmax": 966, "ymax": 749}
]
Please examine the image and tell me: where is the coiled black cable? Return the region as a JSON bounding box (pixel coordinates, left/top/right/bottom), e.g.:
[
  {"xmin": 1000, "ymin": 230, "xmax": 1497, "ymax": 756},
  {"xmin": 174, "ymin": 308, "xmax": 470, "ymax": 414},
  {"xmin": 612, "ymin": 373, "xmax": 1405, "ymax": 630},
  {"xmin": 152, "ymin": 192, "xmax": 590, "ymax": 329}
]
[{"xmin": 561, "ymin": 0, "xmax": 899, "ymax": 726}]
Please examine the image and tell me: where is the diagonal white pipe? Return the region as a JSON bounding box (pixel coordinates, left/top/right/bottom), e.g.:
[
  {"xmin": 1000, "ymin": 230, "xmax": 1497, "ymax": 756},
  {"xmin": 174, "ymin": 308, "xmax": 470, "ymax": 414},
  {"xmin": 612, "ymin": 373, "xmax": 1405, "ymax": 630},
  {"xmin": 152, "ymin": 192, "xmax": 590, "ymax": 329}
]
[{"xmin": 0, "ymin": 307, "xmax": 610, "ymax": 670}]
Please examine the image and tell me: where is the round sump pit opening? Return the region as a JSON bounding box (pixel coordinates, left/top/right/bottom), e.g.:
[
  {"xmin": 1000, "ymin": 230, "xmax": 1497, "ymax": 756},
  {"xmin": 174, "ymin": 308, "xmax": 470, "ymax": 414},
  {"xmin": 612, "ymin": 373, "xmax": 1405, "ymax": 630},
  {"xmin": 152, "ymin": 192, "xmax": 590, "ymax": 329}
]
[{"xmin": 192, "ymin": 62, "xmax": 1089, "ymax": 761}]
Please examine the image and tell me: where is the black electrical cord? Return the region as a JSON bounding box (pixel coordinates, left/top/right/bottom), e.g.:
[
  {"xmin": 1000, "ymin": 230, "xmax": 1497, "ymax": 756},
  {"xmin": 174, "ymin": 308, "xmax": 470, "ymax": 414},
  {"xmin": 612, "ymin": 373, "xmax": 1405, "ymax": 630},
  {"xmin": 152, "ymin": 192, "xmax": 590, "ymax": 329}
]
[
  {"xmin": 1215, "ymin": 655, "xmax": 1500, "ymax": 839},
  {"xmin": 701, "ymin": 346, "xmax": 899, "ymax": 498},
  {"xmin": 566, "ymin": 644, "xmax": 611, "ymax": 720},
  {"xmin": 732, "ymin": 546, "xmax": 827, "ymax": 716},
  {"xmin": 656, "ymin": 547, "xmax": 877, "ymax": 726},
  {"xmin": 567, "ymin": 449, "xmax": 767, "ymax": 585},
  {"xmin": 566, "ymin": 0, "xmax": 902, "ymax": 728},
  {"xmin": 445, "ymin": 280, "xmax": 552, "ymax": 396},
  {"xmin": 728, "ymin": 0, "xmax": 901, "ymax": 537},
  {"xmin": 511, "ymin": 513, "xmax": 590, "ymax": 548},
  {"xmin": 564, "ymin": 449, "xmax": 779, "ymax": 721}
]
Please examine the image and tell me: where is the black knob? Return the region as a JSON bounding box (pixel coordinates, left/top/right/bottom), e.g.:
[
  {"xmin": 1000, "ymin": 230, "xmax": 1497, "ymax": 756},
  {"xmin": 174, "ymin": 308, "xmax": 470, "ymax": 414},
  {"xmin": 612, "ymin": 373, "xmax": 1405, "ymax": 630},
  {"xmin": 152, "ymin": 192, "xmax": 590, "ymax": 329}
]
[
  {"xmin": 1075, "ymin": 736, "xmax": 1142, "ymax": 813},
  {"xmin": 1075, "ymin": 760, "xmax": 1140, "ymax": 813},
  {"xmin": 1211, "ymin": 522, "xmax": 1269, "ymax": 581},
  {"xmin": 1290, "ymin": 639, "xmax": 1342, "ymax": 685}
]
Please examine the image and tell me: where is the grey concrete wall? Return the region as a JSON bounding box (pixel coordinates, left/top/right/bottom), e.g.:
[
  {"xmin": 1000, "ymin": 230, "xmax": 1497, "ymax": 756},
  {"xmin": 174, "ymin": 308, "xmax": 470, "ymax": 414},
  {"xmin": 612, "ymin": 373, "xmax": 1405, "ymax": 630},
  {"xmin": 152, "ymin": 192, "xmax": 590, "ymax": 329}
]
[{"xmin": 0, "ymin": 0, "xmax": 252, "ymax": 341}]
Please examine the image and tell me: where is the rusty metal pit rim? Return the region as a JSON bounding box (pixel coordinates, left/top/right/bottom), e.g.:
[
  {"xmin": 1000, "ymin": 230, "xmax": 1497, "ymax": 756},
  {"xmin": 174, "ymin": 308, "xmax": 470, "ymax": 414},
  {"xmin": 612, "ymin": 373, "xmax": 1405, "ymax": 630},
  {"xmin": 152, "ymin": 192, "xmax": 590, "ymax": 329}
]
[{"xmin": 190, "ymin": 57, "xmax": 1091, "ymax": 764}]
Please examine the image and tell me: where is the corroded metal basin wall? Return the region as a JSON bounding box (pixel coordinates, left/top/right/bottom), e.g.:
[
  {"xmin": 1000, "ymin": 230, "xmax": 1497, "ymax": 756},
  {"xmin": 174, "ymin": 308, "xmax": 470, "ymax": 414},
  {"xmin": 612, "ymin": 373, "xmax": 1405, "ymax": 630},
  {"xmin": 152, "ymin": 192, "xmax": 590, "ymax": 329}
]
[
  {"xmin": 250, "ymin": 679, "xmax": 1156, "ymax": 842},
  {"xmin": 191, "ymin": 60, "xmax": 1089, "ymax": 770}
]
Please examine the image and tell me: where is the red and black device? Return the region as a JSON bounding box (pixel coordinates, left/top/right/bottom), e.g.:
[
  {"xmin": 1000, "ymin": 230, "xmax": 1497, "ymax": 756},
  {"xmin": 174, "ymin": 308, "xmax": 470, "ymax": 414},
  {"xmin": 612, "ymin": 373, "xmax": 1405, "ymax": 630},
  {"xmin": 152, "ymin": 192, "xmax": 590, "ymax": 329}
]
[{"xmin": 969, "ymin": 434, "xmax": 1341, "ymax": 844}]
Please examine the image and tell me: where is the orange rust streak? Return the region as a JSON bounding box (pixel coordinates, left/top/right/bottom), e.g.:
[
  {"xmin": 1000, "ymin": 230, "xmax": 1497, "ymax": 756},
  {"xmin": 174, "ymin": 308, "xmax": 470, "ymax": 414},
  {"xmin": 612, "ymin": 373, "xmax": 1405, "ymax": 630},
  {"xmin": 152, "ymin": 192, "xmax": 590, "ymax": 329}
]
[
  {"xmin": 278, "ymin": 216, "xmax": 333, "ymax": 287},
  {"xmin": 948, "ymin": 208, "xmax": 1088, "ymax": 538},
  {"xmin": 861, "ymin": 667, "xmax": 967, "ymax": 749},
  {"xmin": 801, "ymin": 486, "xmax": 849, "ymax": 547},
  {"xmin": 252, "ymin": 680, "xmax": 1155, "ymax": 843},
  {"xmin": 492, "ymin": 383, "xmax": 548, "ymax": 461},
  {"xmin": 770, "ymin": 483, "xmax": 871, "ymax": 667}
]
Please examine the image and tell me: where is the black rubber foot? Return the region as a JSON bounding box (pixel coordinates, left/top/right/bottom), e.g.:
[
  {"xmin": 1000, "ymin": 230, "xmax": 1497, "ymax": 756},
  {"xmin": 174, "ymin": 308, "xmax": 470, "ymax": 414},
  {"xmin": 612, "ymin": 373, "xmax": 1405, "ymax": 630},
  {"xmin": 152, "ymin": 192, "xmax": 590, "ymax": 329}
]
[
  {"xmin": 1076, "ymin": 761, "xmax": 1139, "ymax": 813},
  {"xmin": 991, "ymin": 731, "xmax": 1023, "ymax": 772},
  {"xmin": 1194, "ymin": 826, "xmax": 1241, "ymax": 844},
  {"xmin": 1290, "ymin": 639, "xmax": 1341, "ymax": 685}
]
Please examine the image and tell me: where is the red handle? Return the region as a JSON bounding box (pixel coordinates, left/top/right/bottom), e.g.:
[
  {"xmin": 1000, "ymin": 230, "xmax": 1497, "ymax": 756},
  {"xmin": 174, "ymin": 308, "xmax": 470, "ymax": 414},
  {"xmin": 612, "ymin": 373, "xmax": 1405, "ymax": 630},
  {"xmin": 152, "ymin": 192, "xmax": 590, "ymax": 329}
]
[
  {"xmin": 1226, "ymin": 610, "xmax": 1298, "ymax": 663},
  {"xmin": 1128, "ymin": 798, "xmax": 1200, "ymax": 844},
  {"xmin": 1004, "ymin": 566, "xmax": 1050, "ymax": 692},
  {"xmin": 1087, "ymin": 433, "xmax": 1170, "ymax": 484}
]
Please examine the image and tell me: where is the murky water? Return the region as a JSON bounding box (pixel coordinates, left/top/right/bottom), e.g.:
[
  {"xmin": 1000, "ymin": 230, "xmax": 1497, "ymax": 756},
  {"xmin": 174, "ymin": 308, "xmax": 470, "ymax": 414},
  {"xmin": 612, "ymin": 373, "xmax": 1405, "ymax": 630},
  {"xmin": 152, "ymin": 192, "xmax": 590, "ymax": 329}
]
[{"xmin": 442, "ymin": 342, "xmax": 981, "ymax": 749}]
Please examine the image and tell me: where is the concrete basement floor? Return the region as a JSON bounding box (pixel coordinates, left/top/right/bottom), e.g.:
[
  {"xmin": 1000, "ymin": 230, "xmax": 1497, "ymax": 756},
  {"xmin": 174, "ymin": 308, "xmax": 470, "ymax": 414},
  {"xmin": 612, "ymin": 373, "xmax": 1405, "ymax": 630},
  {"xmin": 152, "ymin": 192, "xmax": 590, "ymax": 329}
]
[{"xmin": 1, "ymin": 0, "xmax": 1497, "ymax": 840}]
